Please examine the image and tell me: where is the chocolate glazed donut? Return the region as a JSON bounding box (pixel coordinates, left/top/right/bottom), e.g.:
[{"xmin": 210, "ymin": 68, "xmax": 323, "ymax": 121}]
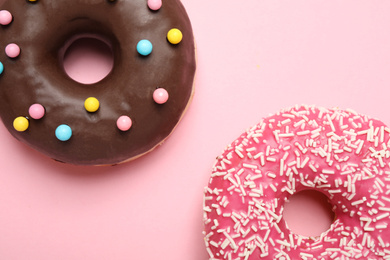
[{"xmin": 0, "ymin": 0, "xmax": 196, "ymax": 165}]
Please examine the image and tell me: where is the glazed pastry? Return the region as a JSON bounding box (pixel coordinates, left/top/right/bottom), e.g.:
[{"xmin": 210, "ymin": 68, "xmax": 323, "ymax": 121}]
[
  {"xmin": 204, "ymin": 105, "xmax": 390, "ymax": 259},
  {"xmin": 0, "ymin": 0, "xmax": 196, "ymax": 165}
]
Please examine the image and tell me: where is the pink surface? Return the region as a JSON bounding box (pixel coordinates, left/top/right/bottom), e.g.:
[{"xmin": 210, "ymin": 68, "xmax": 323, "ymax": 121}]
[
  {"xmin": 1, "ymin": 1, "xmax": 390, "ymax": 259},
  {"xmin": 63, "ymin": 37, "xmax": 114, "ymax": 84},
  {"xmin": 283, "ymin": 190, "xmax": 335, "ymax": 238}
]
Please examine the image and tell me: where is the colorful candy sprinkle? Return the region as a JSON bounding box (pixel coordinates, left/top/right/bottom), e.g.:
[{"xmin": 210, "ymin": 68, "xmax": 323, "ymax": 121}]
[
  {"xmin": 29, "ymin": 104, "xmax": 45, "ymax": 120},
  {"xmin": 84, "ymin": 97, "xmax": 100, "ymax": 112},
  {"xmin": 117, "ymin": 116, "xmax": 133, "ymax": 131},
  {"xmin": 0, "ymin": 10, "xmax": 12, "ymax": 26},
  {"xmin": 137, "ymin": 39, "xmax": 153, "ymax": 56},
  {"xmin": 0, "ymin": 61, "xmax": 3, "ymax": 75},
  {"xmin": 167, "ymin": 29, "xmax": 183, "ymax": 45},
  {"xmin": 148, "ymin": 0, "xmax": 162, "ymax": 11},
  {"xmin": 153, "ymin": 88, "xmax": 169, "ymax": 104},
  {"xmin": 55, "ymin": 124, "xmax": 72, "ymax": 141},
  {"xmin": 5, "ymin": 43, "xmax": 20, "ymax": 58},
  {"xmin": 13, "ymin": 117, "xmax": 29, "ymax": 132}
]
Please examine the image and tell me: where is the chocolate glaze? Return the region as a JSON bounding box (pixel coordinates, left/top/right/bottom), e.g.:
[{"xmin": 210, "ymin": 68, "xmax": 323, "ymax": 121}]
[{"xmin": 0, "ymin": 0, "xmax": 196, "ymax": 165}]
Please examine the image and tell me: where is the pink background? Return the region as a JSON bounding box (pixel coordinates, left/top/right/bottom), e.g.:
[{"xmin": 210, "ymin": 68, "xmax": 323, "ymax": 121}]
[{"xmin": 1, "ymin": 0, "xmax": 390, "ymax": 259}]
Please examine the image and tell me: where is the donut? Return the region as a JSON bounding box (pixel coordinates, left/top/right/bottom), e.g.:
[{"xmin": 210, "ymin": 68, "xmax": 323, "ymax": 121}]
[
  {"xmin": 0, "ymin": 0, "xmax": 196, "ymax": 165},
  {"xmin": 203, "ymin": 105, "xmax": 390, "ymax": 259}
]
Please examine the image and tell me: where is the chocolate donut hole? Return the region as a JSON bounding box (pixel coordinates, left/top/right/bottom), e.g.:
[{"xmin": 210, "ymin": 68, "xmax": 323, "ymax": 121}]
[
  {"xmin": 283, "ymin": 190, "xmax": 335, "ymax": 237},
  {"xmin": 62, "ymin": 36, "xmax": 114, "ymax": 85}
]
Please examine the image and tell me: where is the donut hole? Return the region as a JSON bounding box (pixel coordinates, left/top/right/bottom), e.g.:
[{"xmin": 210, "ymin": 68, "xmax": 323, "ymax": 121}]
[
  {"xmin": 283, "ymin": 190, "xmax": 335, "ymax": 237},
  {"xmin": 62, "ymin": 36, "xmax": 114, "ymax": 84}
]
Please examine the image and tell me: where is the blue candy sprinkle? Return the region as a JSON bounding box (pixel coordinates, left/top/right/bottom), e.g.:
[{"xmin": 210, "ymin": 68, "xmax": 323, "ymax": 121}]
[
  {"xmin": 55, "ymin": 124, "xmax": 72, "ymax": 141},
  {"xmin": 0, "ymin": 62, "xmax": 3, "ymax": 75},
  {"xmin": 137, "ymin": 39, "xmax": 153, "ymax": 56}
]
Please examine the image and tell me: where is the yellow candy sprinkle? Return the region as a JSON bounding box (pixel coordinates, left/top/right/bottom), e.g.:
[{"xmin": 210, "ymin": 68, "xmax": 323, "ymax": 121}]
[
  {"xmin": 13, "ymin": 117, "xmax": 29, "ymax": 132},
  {"xmin": 167, "ymin": 28, "xmax": 183, "ymax": 45},
  {"xmin": 84, "ymin": 97, "xmax": 100, "ymax": 113}
]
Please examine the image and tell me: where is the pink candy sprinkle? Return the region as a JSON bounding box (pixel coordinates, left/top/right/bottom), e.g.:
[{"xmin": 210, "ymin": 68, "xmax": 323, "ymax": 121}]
[
  {"xmin": 148, "ymin": 0, "xmax": 162, "ymax": 11},
  {"xmin": 153, "ymin": 88, "xmax": 169, "ymax": 104},
  {"xmin": 29, "ymin": 104, "xmax": 45, "ymax": 120},
  {"xmin": 117, "ymin": 116, "xmax": 132, "ymax": 131},
  {"xmin": 5, "ymin": 43, "xmax": 20, "ymax": 58},
  {"xmin": 0, "ymin": 10, "xmax": 12, "ymax": 25}
]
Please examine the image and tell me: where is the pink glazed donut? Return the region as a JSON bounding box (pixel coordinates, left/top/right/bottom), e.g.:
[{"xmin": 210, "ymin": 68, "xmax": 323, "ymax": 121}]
[{"xmin": 203, "ymin": 105, "xmax": 390, "ymax": 260}]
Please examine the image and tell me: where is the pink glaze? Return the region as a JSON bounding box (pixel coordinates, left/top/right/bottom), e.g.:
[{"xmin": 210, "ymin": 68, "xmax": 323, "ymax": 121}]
[
  {"xmin": 283, "ymin": 190, "xmax": 335, "ymax": 237},
  {"xmin": 203, "ymin": 105, "xmax": 390, "ymax": 259},
  {"xmin": 116, "ymin": 116, "xmax": 132, "ymax": 131},
  {"xmin": 5, "ymin": 43, "xmax": 20, "ymax": 58},
  {"xmin": 148, "ymin": 0, "xmax": 162, "ymax": 11},
  {"xmin": 28, "ymin": 104, "xmax": 45, "ymax": 120},
  {"xmin": 0, "ymin": 10, "xmax": 12, "ymax": 25},
  {"xmin": 153, "ymin": 88, "xmax": 169, "ymax": 104}
]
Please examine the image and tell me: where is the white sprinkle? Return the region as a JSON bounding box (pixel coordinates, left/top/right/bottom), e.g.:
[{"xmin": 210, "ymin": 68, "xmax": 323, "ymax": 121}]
[
  {"xmin": 250, "ymin": 174, "xmax": 262, "ymax": 180},
  {"xmin": 299, "ymin": 157, "xmax": 309, "ymax": 169},
  {"xmin": 249, "ymin": 192, "xmax": 260, "ymax": 198},
  {"xmin": 260, "ymin": 154, "xmax": 265, "ymax": 166},
  {"xmin": 322, "ymin": 169, "xmax": 335, "ymax": 174},
  {"xmin": 235, "ymin": 149, "xmax": 244, "ymax": 159},
  {"xmin": 279, "ymin": 159, "xmax": 285, "ymax": 177},
  {"xmin": 282, "ymin": 113, "xmax": 295, "ymax": 119},
  {"xmin": 227, "ymin": 177, "xmax": 239, "ymax": 187},
  {"xmin": 267, "ymin": 208, "xmax": 280, "ymax": 221},
  {"xmin": 355, "ymin": 140, "xmax": 364, "ymax": 155},
  {"xmin": 276, "ymin": 239, "xmax": 290, "ymax": 247},
  {"xmin": 206, "ymin": 247, "xmax": 214, "ymax": 258},
  {"xmin": 376, "ymin": 212, "xmax": 389, "ymax": 221},
  {"xmin": 221, "ymin": 238, "xmax": 230, "ymax": 249},
  {"xmin": 209, "ymin": 240, "xmax": 219, "ymax": 247},
  {"xmin": 309, "ymin": 164, "xmax": 317, "ymax": 172},
  {"xmin": 376, "ymin": 224, "xmax": 388, "ymax": 229},
  {"xmin": 243, "ymin": 163, "xmax": 257, "ymax": 169},
  {"xmin": 300, "ymin": 252, "xmax": 314, "ymax": 258},
  {"xmin": 327, "ymin": 114, "xmax": 336, "ymax": 132},
  {"xmin": 311, "ymin": 244, "xmax": 323, "ymax": 250},
  {"xmin": 265, "ymin": 146, "xmax": 270, "ymax": 156},
  {"xmin": 273, "ymin": 222, "xmax": 282, "ymax": 233},
  {"xmin": 223, "ymin": 231, "xmax": 237, "ymax": 249},
  {"xmin": 268, "ymin": 173, "xmax": 276, "ymax": 179},
  {"xmin": 297, "ymin": 130, "xmax": 310, "ymax": 136},
  {"xmin": 263, "ymin": 229, "xmax": 271, "ymax": 242},
  {"xmin": 253, "ymin": 152, "xmax": 261, "ymax": 159},
  {"xmin": 351, "ymin": 198, "xmax": 366, "ymax": 206},
  {"xmin": 269, "ymin": 183, "xmax": 277, "ymax": 192},
  {"xmin": 357, "ymin": 129, "xmax": 369, "ymax": 135},
  {"xmin": 279, "ymin": 133, "xmax": 294, "ymax": 138},
  {"xmin": 287, "ymin": 234, "xmax": 294, "ymax": 247}
]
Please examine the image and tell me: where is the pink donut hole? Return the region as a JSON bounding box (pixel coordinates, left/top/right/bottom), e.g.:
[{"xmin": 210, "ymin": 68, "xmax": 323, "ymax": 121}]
[
  {"xmin": 0, "ymin": 10, "xmax": 12, "ymax": 25},
  {"xmin": 117, "ymin": 116, "xmax": 132, "ymax": 131},
  {"xmin": 283, "ymin": 190, "xmax": 335, "ymax": 237},
  {"xmin": 29, "ymin": 104, "xmax": 45, "ymax": 120},
  {"xmin": 5, "ymin": 43, "xmax": 20, "ymax": 58},
  {"xmin": 148, "ymin": 0, "xmax": 162, "ymax": 11},
  {"xmin": 153, "ymin": 88, "xmax": 169, "ymax": 104}
]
